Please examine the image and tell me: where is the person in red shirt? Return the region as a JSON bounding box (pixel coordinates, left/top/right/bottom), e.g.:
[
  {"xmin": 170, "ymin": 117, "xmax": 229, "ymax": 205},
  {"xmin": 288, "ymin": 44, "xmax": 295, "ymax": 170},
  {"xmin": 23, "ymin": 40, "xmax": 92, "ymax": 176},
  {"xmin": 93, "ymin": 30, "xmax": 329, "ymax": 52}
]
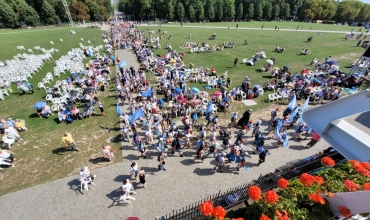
[
  {"xmin": 306, "ymin": 132, "xmax": 320, "ymax": 148},
  {"xmin": 211, "ymin": 67, "xmax": 216, "ymax": 76}
]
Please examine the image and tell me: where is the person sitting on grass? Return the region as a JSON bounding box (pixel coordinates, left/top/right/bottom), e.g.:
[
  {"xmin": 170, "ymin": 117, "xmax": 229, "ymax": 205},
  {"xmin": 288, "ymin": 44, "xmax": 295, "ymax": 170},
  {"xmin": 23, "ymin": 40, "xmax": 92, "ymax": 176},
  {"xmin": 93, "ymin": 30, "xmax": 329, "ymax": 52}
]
[
  {"xmin": 42, "ymin": 105, "xmax": 53, "ymax": 118},
  {"xmin": 102, "ymin": 145, "xmax": 114, "ymax": 162},
  {"xmin": 14, "ymin": 119, "xmax": 27, "ymax": 132},
  {"xmin": 58, "ymin": 109, "xmax": 67, "ymax": 123}
]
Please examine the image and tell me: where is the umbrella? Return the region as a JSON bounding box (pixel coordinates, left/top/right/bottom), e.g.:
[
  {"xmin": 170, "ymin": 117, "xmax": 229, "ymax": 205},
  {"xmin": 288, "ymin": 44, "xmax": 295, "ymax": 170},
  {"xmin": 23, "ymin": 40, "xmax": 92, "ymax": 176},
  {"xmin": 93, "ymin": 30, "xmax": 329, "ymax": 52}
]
[
  {"xmin": 213, "ymin": 91, "xmax": 222, "ymax": 96},
  {"xmin": 34, "ymin": 101, "xmax": 46, "ymax": 109},
  {"xmin": 266, "ymin": 60, "xmax": 274, "ymax": 65},
  {"xmin": 191, "ymin": 87, "xmax": 200, "ymax": 93},
  {"xmin": 175, "ymin": 88, "xmax": 182, "ymax": 93}
]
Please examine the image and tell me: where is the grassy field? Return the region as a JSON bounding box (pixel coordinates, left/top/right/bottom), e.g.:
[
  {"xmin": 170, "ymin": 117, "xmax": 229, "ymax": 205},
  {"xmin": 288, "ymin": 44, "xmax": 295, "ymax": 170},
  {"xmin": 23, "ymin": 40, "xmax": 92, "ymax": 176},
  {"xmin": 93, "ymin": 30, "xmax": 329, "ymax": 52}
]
[
  {"xmin": 0, "ymin": 22, "xmax": 364, "ymax": 195},
  {"xmin": 137, "ymin": 23, "xmax": 363, "ymax": 113},
  {"xmin": 0, "ymin": 27, "xmax": 121, "ymax": 195},
  {"xmin": 166, "ymin": 21, "xmax": 362, "ymax": 32}
]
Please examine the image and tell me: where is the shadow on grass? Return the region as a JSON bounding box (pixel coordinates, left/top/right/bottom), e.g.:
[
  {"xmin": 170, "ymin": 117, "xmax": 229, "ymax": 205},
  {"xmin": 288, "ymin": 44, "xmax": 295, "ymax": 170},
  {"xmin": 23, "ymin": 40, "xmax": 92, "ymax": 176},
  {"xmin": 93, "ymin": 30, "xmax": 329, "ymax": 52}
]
[
  {"xmin": 89, "ymin": 157, "xmax": 109, "ymax": 164},
  {"xmin": 67, "ymin": 179, "xmax": 83, "ymax": 195},
  {"xmin": 28, "ymin": 113, "xmax": 41, "ymax": 119},
  {"xmin": 52, "ymin": 147, "xmax": 72, "ymax": 155}
]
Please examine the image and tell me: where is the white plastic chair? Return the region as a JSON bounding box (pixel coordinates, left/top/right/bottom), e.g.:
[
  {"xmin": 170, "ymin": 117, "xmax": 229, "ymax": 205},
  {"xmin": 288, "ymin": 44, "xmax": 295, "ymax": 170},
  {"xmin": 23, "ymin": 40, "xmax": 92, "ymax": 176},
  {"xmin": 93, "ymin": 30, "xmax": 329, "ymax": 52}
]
[
  {"xmin": 38, "ymin": 82, "xmax": 46, "ymax": 90},
  {"xmin": 273, "ymin": 93, "xmax": 282, "ymax": 100},
  {"xmin": 45, "ymin": 94, "xmax": 53, "ymax": 102},
  {"xmin": 241, "ymin": 92, "xmax": 247, "ymax": 100},
  {"xmin": 268, "ymin": 94, "xmax": 277, "ymax": 102},
  {"xmin": 51, "ymin": 104, "xmax": 60, "ymax": 112},
  {"xmin": 2, "ymin": 135, "xmax": 15, "ymax": 149},
  {"xmin": 80, "ymin": 177, "xmax": 94, "ymax": 191}
]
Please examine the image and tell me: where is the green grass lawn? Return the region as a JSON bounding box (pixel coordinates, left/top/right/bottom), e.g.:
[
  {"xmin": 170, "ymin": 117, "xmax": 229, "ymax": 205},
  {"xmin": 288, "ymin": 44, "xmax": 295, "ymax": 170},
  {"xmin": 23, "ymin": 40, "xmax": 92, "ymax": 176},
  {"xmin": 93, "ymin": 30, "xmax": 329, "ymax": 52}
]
[
  {"xmin": 166, "ymin": 21, "xmax": 362, "ymax": 32},
  {"xmin": 137, "ymin": 24, "xmax": 363, "ymax": 115},
  {"xmin": 0, "ymin": 27, "xmax": 121, "ymax": 195}
]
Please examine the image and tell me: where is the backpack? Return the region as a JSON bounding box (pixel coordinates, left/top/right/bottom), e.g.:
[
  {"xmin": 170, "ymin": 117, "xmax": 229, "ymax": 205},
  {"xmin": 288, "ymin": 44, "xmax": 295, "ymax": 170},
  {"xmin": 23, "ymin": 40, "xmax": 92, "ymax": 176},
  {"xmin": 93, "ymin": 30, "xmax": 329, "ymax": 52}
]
[
  {"xmin": 66, "ymin": 117, "xmax": 73, "ymax": 123},
  {"xmin": 223, "ymin": 137, "xmax": 229, "ymax": 145},
  {"xmin": 256, "ymin": 137, "xmax": 265, "ymax": 146},
  {"xmin": 272, "ymin": 119, "xmax": 278, "ymax": 128}
]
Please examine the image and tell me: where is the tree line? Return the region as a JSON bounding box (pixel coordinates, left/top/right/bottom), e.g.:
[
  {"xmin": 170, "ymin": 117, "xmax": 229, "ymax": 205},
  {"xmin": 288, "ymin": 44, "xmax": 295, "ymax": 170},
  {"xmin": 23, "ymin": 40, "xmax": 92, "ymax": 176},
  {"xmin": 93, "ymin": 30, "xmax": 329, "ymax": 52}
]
[
  {"xmin": 0, "ymin": 0, "xmax": 113, "ymax": 29},
  {"xmin": 117, "ymin": 0, "xmax": 370, "ymax": 23}
]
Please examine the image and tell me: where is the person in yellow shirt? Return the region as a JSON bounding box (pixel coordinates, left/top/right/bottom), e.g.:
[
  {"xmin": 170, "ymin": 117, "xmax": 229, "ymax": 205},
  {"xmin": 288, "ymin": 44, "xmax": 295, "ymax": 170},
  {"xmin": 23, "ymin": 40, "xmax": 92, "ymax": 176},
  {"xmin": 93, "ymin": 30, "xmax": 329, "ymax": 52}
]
[
  {"xmin": 62, "ymin": 132, "xmax": 80, "ymax": 152},
  {"xmin": 14, "ymin": 119, "xmax": 27, "ymax": 132}
]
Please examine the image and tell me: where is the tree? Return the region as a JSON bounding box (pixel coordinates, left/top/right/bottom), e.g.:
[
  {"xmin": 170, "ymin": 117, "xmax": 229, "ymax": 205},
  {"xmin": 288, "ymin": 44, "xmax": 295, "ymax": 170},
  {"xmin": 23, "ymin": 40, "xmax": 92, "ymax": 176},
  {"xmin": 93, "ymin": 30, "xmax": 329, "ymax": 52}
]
[
  {"xmin": 18, "ymin": 1, "xmax": 40, "ymax": 26},
  {"xmin": 167, "ymin": 1, "xmax": 175, "ymax": 21},
  {"xmin": 255, "ymin": 2, "xmax": 263, "ymax": 20},
  {"xmin": 195, "ymin": 1, "xmax": 205, "ymax": 21},
  {"xmin": 205, "ymin": 0, "xmax": 215, "ymax": 21},
  {"xmin": 103, "ymin": 0, "xmax": 113, "ymax": 15},
  {"xmin": 188, "ymin": 5, "xmax": 196, "ymax": 21},
  {"xmin": 272, "ymin": 4, "xmax": 280, "ymax": 20},
  {"xmin": 0, "ymin": 0, "xmax": 19, "ymax": 28},
  {"xmin": 69, "ymin": 0, "xmax": 90, "ymax": 21},
  {"xmin": 223, "ymin": 0, "xmax": 235, "ymax": 21},
  {"xmin": 215, "ymin": 0, "xmax": 223, "ymax": 21},
  {"xmin": 280, "ymin": 3, "xmax": 290, "ymax": 19},
  {"xmin": 264, "ymin": 1, "xmax": 272, "ymax": 20},
  {"xmin": 236, "ymin": 2, "xmax": 243, "ymax": 20},
  {"xmin": 52, "ymin": 0, "xmax": 68, "ymax": 22},
  {"xmin": 335, "ymin": 0, "xmax": 362, "ymax": 22},
  {"xmin": 176, "ymin": 2, "xmax": 185, "ymax": 21},
  {"xmin": 247, "ymin": 3, "xmax": 254, "ymax": 20},
  {"xmin": 40, "ymin": 0, "xmax": 58, "ymax": 25},
  {"xmin": 86, "ymin": 0, "xmax": 101, "ymax": 21},
  {"xmin": 357, "ymin": 4, "xmax": 370, "ymax": 22}
]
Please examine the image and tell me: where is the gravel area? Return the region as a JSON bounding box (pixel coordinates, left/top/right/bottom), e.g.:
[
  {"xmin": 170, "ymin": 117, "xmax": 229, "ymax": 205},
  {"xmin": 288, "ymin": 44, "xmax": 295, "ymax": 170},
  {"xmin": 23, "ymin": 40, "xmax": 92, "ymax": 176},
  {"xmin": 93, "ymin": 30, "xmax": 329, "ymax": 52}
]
[{"xmin": 0, "ymin": 30, "xmax": 331, "ymax": 220}]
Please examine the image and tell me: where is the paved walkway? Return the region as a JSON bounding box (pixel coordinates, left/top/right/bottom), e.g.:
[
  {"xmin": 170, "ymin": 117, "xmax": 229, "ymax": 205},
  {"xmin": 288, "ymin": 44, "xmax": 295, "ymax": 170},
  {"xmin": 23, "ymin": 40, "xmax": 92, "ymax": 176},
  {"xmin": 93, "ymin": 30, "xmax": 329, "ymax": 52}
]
[{"xmin": 0, "ymin": 31, "xmax": 332, "ymax": 220}]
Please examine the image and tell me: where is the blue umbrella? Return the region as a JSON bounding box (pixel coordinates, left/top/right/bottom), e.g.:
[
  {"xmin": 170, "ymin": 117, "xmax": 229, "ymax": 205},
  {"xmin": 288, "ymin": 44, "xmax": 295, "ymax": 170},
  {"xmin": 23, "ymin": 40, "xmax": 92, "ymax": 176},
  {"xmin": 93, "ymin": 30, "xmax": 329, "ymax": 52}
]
[
  {"xmin": 129, "ymin": 108, "xmax": 145, "ymax": 123},
  {"xmin": 141, "ymin": 90, "xmax": 153, "ymax": 97},
  {"xmin": 191, "ymin": 87, "xmax": 200, "ymax": 93},
  {"xmin": 175, "ymin": 88, "xmax": 182, "ymax": 93},
  {"xmin": 34, "ymin": 102, "xmax": 46, "ymax": 109}
]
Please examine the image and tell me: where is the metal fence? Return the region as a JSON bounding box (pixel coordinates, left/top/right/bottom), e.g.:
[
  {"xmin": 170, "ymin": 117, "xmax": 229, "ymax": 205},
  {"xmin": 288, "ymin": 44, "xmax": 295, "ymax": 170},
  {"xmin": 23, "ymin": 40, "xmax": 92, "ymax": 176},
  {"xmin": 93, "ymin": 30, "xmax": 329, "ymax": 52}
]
[{"xmin": 163, "ymin": 152, "xmax": 345, "ymax": 220}]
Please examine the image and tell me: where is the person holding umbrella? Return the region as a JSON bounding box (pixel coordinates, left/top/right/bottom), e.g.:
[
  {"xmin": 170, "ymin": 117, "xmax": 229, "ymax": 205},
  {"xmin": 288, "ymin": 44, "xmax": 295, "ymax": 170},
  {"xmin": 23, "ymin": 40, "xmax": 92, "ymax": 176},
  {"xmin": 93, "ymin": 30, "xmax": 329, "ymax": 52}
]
[{"xmin": 34, "ymin": 102, "xmax": 47, "ymax": 118}]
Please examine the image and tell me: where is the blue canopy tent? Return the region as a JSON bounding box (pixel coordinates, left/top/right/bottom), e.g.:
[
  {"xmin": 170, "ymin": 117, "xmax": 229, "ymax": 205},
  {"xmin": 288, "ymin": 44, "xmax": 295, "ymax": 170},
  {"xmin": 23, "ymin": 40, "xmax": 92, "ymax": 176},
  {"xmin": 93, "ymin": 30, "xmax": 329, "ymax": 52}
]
[{"xmin": 129, "ymin": 108, "xmax": 145, "ymax": 123}]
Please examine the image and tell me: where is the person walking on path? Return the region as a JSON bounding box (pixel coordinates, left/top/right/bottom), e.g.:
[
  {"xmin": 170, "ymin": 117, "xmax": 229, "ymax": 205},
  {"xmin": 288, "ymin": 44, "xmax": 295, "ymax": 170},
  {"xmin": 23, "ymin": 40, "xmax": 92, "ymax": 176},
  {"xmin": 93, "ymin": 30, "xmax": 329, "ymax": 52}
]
[
  {"xmin": 129, "ymin": 162, "xmax": 140, "ymax": 180},
  {"xmin": 214, "ymin": 152, "xmax": 226, "ymax": 173},
  {"xmin": 62, "ymin": 131, "xmax": 80, "ymax": 152},
  {"xmin": 306, "ymin": 132, "xmax": 320, "ymax": 148},
  {"xmin": 138, "ymin": 140, "xmax": 147, "ymax": 159},
  {"xmin": 257, "ymin": 149, "xmax": 269, "ymax": 166},
  {"xmin": 158, "ymin": 151, "xmax": 166, "ymax": 171},
  {"xmin": 138, "ymin": 168, "xmax": 147, "ymax": 189},
  {"xmin": 121, "ymin": 179, "xmax": 137, "ymax": 203},
  {"xmin": 234, "ymin": 57, "xmax": 238, "ymax": 67},
  {"xmin": 98, "ymin": 100, "xmax": 106, "ymax": 116}
]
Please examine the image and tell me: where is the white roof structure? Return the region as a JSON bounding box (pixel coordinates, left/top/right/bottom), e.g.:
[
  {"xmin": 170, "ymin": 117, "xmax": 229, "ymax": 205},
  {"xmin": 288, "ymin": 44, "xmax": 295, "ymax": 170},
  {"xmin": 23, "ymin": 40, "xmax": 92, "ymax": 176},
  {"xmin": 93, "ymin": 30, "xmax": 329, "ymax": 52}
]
[{"xmin": 303, "ymin": 89, "xmax": 370, "ymax": 161}]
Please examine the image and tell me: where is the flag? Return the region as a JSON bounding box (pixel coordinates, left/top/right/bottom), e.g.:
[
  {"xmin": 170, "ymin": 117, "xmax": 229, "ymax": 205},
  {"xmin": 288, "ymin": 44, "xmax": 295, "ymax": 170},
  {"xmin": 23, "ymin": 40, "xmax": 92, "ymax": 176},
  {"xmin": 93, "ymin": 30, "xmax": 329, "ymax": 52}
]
[
  {"xmin": 206, "ymin": 102, "xmax": 214, "ymax": 113},
  {"xmin": 283, "ymin": 133, "xmax": 289, "ymax": 147},
  {"xmin": 288, "ymin": 95, "xmax": 296, "ymax": 110},
  {"xmin": 141, "ymin": 89, "xmax": 153, "ymax": 97},
  {"xmin": 289, "ymin": 106, "xmax": 300, "ymax": 123},
  {"xmin": 116, "ymin": 103, "xmax": 122, "ymax": 116},
  {"xmin": 118, "ymin": 60, "xmax": 127, "ymax": 68},
  {"xmin": 302, "ymin": 97, "xmax": 310, "ymax": 112},
  {"xmin": 129, "ymin": 108, "xmax": 145, "ymax": 123}
]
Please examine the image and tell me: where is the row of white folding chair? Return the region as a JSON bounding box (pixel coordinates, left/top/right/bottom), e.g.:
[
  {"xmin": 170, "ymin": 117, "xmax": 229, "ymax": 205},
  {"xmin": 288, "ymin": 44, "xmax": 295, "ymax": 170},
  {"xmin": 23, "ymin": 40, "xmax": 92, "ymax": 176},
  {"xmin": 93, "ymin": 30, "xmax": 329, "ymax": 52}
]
[{"xmin": 268, "ymin": 93, "xmax": 282, "ymax": 102}]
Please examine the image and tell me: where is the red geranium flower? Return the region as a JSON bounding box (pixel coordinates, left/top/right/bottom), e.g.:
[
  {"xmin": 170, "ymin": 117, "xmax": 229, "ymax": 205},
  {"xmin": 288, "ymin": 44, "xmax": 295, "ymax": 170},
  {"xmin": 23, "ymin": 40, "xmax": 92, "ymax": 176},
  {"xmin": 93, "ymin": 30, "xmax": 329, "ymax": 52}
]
[
  {"xmin": 278, "ymin": 178, "xmax": 290, "ymax": 189},
  {"xmin": 248, "ymin": 185, "xmax": 262, "ymax": 201},
  {"xmin": 349, "ymin": 160, "xmax": 361, "ymax": 167},
  {"xmin": 321, "ymin": 157, "xmax": 335, "ymax": 167},
  {"xmin": 231, "ymin": 218, "xmax": 244, "ymax": 220},
  {"xmin": 259, "ymin": 214, "xmax": 271, "ymax": 220},
  {"xmin": 212, "ymin": 206, "xmax": 226, "ymax": 220},
  {"xmin": 265, "ymin": 190, "xmax": 279, "ymax": 205},
  {"xmin": 363, "ymin": 183, "xmax": 370, "ymax": 190},
  {"xmin": 356, "ymin": 167, "xmax": 370, "ymax": 177},
  {"xmin": 338, "ymin": 206, "xmax": 351, "ymax": 218},
  {"xmin": 276, "ymin": 210, "xmax": 290, "ymax": 220},
  {"xmin": 361, "ymin": 162, "xmax": 370, "ymax": 170},
  {"xmin": 344, "ymin": 180, "xmax": 360, "ymax": 192},
  {"xmin": 309, "ymin": 193, "xmax": 325, "ymax": 204},
  {"xmin": 299, "ymin": 173, "xmax": 315, "ymax": 186},
  {"xmin": 199, "ymin": 201, "xmax": 214, "ymax": 216},
  {"xmin": 314, "ymin": 176, "xmax": 324, "ymax": 185}
]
